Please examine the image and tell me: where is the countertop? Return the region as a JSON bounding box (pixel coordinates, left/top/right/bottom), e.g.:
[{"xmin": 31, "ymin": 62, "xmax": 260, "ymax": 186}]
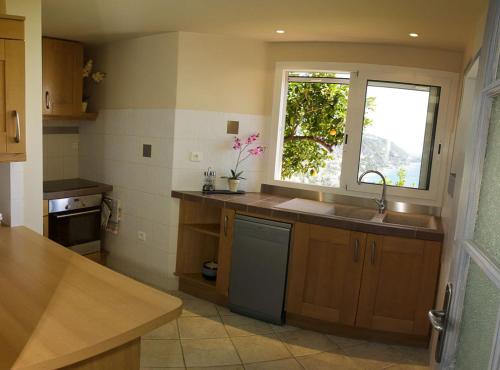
[
  {"xmin": 171, "ymin": 191, "xmax": 444, "ymax": 241},
  {"xmin": 0, "ymin": 226, "xmax": 182, "ymax": 370},
  {"xmin": 43, "ymin": 178, "xmax": 113, "ymax": 200}
]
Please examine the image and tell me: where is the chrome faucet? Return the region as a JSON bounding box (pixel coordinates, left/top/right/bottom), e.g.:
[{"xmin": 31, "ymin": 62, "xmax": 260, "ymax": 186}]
[{"xmin": 358, "ymin": 170, "xmax": 387, "ymax": 214}]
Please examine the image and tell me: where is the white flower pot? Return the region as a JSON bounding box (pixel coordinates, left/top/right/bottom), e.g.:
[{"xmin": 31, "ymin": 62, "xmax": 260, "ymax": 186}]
[
  {"xmin": 228, "ymin": 179, "xmax": 240, "ymax": 192},
  {"xmin": 82, "ymin": 101, "xmax": 88, "ymax": 113}
]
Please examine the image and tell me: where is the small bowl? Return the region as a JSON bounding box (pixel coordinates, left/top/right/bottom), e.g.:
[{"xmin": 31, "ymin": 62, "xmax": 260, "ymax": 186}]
[{"xmin": 202, "ymin": 261, "xmax": 218, "ymax": 280}]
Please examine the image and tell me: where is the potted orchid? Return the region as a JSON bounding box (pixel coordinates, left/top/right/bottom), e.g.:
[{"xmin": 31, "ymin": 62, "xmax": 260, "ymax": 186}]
[{"xmin": 223, "ymin": 133, "xmax": 264, "ymax": 192}]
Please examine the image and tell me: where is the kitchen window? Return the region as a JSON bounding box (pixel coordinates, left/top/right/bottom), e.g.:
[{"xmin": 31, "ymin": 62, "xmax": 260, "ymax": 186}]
[
  {"xmin": 358, "ymin": 81, "xmax": 441, "ymax": 190},
  {"xmin": 270, "ymin": 62, "xmax": 458, "ymax": 203}
]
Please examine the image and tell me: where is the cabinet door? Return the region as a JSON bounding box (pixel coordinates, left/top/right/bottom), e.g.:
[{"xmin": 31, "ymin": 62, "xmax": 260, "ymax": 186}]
[
  {"xmin": 216, "ymin": 208, "xmax": 235, "ymax": 296},
  {"xmin": 5, "ymin": 39, "xmax": 25, "ymax": 154},
  {"xmin": 42, "ymin": 38, "xmax": 83, "ymax": 116},
  {"xmin": 286, "ymin": 223, "xmax": 366, "ymax": 325},
  {"xmin": 356, "ymin": 235, "xmax": 441, "ymax": 336}
]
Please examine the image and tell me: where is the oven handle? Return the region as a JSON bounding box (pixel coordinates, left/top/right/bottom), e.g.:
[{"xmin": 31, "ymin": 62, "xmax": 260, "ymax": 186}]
[{"xmin": 54, "ymin": 209, "xmax": 101, "ymax": 219}]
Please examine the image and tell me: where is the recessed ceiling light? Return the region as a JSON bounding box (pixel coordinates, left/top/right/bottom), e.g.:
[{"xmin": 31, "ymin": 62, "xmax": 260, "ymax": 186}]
[
  {"xmin": 275, "ymin": 29, "xmax": 286, "ymax": 34},
  {"xmin": 409, "ymin": 32, "xmax": 419, "ymax": 38}
]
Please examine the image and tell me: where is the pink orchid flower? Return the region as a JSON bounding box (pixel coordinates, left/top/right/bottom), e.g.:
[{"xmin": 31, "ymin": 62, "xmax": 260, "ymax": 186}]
[{"xmin": 224, "ymin": 133, "xmax": 264, "ymax": 180}]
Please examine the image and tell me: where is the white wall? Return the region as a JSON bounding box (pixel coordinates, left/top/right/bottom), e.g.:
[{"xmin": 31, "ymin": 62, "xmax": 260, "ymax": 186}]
[{"xmin": 43, "ymin": 133, "xmax": 80, "ymax": 180}]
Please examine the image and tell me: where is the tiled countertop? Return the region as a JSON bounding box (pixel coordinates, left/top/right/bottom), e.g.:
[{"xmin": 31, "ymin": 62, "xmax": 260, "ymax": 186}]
[{"xmin": 171, "ymin": 191, "xmax": 444, "ymax": 242}]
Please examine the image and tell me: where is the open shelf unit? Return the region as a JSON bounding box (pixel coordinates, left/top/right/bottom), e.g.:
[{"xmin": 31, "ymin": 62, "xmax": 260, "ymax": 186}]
[{"xmin": 175, "ymin": 200, "xmax": 232, "ymax": 305}]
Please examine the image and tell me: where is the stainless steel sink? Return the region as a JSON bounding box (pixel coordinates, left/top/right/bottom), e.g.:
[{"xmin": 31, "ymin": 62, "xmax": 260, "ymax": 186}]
[
  {"xmin": 327, "ymin": 206, "xmax": 378, "ymax": 221},
  {"xmin": 381, "ymin": 211, "xmax": 438, "ymax": 229}
]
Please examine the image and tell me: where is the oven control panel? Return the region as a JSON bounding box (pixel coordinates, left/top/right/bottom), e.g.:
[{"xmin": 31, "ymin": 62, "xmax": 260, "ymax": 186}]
[{"xmin": 49, "ymin": 194, "xmax": 103, "ymax": 213}]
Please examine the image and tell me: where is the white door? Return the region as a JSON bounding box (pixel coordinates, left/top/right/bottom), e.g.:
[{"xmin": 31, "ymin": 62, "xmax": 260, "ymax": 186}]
[{"xmin": 435, "ymin": 0, "xmax": 500, "ymax": 369}]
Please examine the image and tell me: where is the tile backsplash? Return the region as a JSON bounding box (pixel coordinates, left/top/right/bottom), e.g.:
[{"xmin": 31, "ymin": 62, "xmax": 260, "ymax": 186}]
[{"xmin": 43, "ymin": 132, "xmax": 80, "ymax": 181}]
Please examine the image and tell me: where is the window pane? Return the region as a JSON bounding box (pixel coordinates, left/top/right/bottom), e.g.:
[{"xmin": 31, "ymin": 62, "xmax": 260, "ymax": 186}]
[
  {"xmin": 474, "ymin": 97, "xmax": 500, "ymax": 265},
  {"xmin": 358, "ymin": 81, "xmax": 440, "ymax": 189},
  {"xmin": 280, "ymin": 71, "xmax": 349, "ymax": 187}
]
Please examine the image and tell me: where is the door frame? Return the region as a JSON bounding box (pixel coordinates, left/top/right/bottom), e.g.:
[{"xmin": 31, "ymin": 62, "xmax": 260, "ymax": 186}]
[{"xmin": 440, "ymin": 0, "xmax": 500, "ymax": 368}]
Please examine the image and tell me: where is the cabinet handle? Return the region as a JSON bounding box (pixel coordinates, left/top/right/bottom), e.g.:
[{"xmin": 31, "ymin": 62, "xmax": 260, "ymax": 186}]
[
  {"xmin": 353, "ymin": 239, "xmax": 360, "ymax": 262},
  {"xmin": 14, "ymin": 110, "xmax": 20, "ymax": 143},
  {"xmin": 371, "ymin": 240, "xmax": 376, "ymax": 265},
  {"xmin": 45, "ymin": 91, "xmax": 51, "ymax": 110},
  {"xmin": 224, "ymin": 215, "xmax": 228, "ymax": 236}
]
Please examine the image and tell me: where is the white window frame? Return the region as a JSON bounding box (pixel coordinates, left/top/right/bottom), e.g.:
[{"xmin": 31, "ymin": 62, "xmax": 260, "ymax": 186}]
[{"xmin": 267, "ymin": 61, "xmax": 460, "ymax": 206}]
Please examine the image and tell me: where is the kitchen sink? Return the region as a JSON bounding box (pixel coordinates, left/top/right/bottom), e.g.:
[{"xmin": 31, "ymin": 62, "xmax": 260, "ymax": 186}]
[
  {"xmin": 381, "ymin": 211, "xmax": 438, "ymax": 229},
  {"xmin": 327, "ymin": 206, "xmax": 378, "ymax": 221}
]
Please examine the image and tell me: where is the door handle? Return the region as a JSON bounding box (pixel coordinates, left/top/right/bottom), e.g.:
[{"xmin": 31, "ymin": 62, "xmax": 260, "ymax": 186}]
[
  {"xmin": 353, "ymin": 239, "xmax": 360, "ymax": 262},
  {"xmin": 14, "ymin": 110, "xmax": 20, "ymax": 143},
  {"xmin": 55, "ymin": 209, "xmax": 100, "ymax": 218},
  {"xmin": 428, "ymin": 309, "xmax": 446, "ymax": 332},
  {"xmin": 370, "ymin": 240, "xmax": 376, "ymax": 264}
]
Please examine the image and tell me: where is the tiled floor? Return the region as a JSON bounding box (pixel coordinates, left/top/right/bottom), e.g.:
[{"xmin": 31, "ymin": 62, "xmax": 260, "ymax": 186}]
[{"xmin": 141, "ymin": 291, "xmax": 430, "ymax": 370}]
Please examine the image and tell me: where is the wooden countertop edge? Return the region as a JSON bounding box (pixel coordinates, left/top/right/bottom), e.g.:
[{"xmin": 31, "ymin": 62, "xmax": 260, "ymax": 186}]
[
  {"xmin": 19, "ymin": 306, "xmax": 183, "ymax": 370},
  {"xmin": 171, "ymin": 190, "xmax": 444, "ymax": 242}
]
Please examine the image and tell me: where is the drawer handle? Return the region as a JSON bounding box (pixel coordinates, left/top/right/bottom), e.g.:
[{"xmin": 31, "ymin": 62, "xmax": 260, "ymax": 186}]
[
  {"xmin": 224, "ymin": 215, "xmax": 228, "ymax": 236},
  {"xmin": 14, "ymin": 110, "xmax": 20, "ymax": 143},
  {"xmin": 354, "ymin": 239, "xmax": 360, "ymax": 262},
  {"xmin": 45, "ymin": 91, "xmax": 51, "ymax": 110},
  {"xmin": 428, "ymin": 309, "xmax": 446, "ymax": 332},
  {"xmin": 371, "ymin": 240, "xmax": 376, "ymax": 265}
]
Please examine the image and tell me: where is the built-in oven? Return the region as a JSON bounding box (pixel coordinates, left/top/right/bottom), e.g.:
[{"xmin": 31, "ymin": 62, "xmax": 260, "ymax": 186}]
[{"xmin": 48, "ymin": 194, "xmax": 102, "ymax": 255}]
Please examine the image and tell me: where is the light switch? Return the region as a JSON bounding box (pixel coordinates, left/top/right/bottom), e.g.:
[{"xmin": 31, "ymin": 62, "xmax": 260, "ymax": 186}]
[
  {"xmin": 143, "ymin": 144, "xmax": 152, "ymax": 158},
  {"xmin": 190, "ymin": 151, "xmax": 203, "ymax": 162}
]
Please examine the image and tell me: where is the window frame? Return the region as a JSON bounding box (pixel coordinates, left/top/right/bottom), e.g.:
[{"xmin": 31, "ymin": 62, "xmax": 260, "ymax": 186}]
[{"xmin": 268, "ymin": 61, "xmax": 460, "ymax": 205}]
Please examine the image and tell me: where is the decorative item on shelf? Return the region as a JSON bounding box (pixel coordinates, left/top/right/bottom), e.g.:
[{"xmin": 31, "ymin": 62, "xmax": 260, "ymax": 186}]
[
  {"xmin": 222, "ymin": 133, "xmax": 264, "ymax": 193},
  {"xmin": 202, "ymin": 167, "xmax": 216, "ymax": 192},
  {"xmin": 82, "ymin": 59, "xmax": 106, "ymax": 113},
  {"xmin": 202, "ymin": 261, "xmax": 218, "ymax": 280}
]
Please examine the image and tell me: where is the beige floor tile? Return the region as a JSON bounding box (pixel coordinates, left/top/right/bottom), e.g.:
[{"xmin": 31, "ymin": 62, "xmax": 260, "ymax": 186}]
[
  {"xmin": 384, "ymin": 365, "xmax": 430, "ymax": 370},
  {"xmin": 178, "ymin": 316, "xmax": 228, "ymax": 339},
  {"xmin": 182, "ymin": 338, "xmax": 241, "ymax": 368},
  {"xmin": 270, "ymin": 323, "xmax": 300, "ymax": 333},
  {"xmin": 343, "ymin": 342, "xmax": 406, "ymax": 370},
  {"xmin": 231, "ymin": 333, "xmax": 291, "ymax": 364},
  {"xmin": 222, "ymin": 314, "xmax": 274, "ymax": 337},
  {"xmin": 326, "ymin": 334, "xmax": 366, "ymax": 350},
  {"xmin": 143, "ymin": 320, "xmax": 179, "ymax": 339},
  {"xmin": 140, "ymin": 339, "xmax": 184, "ymax": 368},
  {"xmin": 390, "ymin": 345, "xmax": 430, "ymax": 366},
  {"xmin": 278, "ymin": 329, "xmax": 338, "ymax": 357},
  {"xmin": 244, "ymin": 358, "xmax": 303, "ymax": 370},
  {"xmin": 297, "ymin": 350, "xmax": 362, "ymax": 370},
  {"xmin": 188, "ymin": 366, "xmax": 243, "ymax": 370},
  {"xmin": 216, "ymin": 305, "xmax": 238, "ymax": 316},
  {"xmin": 181, "ymin": 297, "xmax": 219, "ymax": 317}
]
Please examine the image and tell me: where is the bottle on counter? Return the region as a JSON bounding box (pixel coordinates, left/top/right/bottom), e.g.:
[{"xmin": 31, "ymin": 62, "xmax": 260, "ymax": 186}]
[{"xmin": 202, "ymin": 167, "xmax": 216, "ymax": 193}]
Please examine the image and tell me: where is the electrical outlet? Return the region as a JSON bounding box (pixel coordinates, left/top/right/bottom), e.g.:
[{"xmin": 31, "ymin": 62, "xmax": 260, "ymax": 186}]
[
  {"xmin": 137, "ymin": 231, "xmax": 147, "ymax": 242},
  {"xmin": 190, "ymin": 151, "xmax": 203, "ymax": 162}
]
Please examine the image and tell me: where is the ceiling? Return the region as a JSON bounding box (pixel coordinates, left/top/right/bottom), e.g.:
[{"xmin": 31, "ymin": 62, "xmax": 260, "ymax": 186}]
[{"xmin": 42, "ymin": 0, "xmax": 488, "ymax": 50}]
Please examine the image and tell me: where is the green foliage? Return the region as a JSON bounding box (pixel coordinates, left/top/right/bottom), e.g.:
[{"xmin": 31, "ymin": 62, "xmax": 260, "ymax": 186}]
[{"xmin": 282, "ymin": 81, "xmax": 349, "ymax": 179}]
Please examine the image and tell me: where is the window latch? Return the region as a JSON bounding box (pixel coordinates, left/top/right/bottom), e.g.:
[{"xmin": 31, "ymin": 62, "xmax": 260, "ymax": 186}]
[{"xmin": 344, "ymin": 134, "xmax": 349, "ymax": 144}]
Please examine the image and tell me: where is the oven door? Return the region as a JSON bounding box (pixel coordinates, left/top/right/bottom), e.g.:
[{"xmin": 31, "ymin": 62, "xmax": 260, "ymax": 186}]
[{"xmin": 49, "ymin": 206, "xmax": 101, "ymax": 254}]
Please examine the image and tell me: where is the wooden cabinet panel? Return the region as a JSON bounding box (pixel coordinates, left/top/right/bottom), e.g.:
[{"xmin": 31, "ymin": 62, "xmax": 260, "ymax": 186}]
[
  {"xmin": 216, "ymin": 208, "xmax": 235, "ymax": 297},
  {"xmin": 42, "ymin": 38, "xmax": 83, "ymax": 117},
  {"xmin": 286, "ymin": 223, "xmax": 366, "ymax": 325},
  {"xmin": 5, "ymin": 39, "xmax": 25, "ymax": 154},
  {"xmin": 356, "ymin": 235, "xmax": 441, "ymax": 336}
]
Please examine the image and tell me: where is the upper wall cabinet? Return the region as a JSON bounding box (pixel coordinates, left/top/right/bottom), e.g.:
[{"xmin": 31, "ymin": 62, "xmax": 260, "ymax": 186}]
[
  {"xmin": 42, "ymin": 37, "xmax": 83, "ymax": 119},
  {"xmin": 0, "ymin": 15, "xmax": 25, "ymax": 163}
]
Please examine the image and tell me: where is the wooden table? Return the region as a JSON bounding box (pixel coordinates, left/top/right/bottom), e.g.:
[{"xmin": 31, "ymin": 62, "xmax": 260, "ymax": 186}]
[{"xmin": 0, "ymin": 226, "xmax": 182, "ymax": 370}]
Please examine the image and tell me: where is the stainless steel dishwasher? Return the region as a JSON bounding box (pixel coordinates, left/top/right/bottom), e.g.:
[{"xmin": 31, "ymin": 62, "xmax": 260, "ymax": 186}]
[{"xmin": 229, "ymin": 214, "xmax": 292, "ymax": 324}]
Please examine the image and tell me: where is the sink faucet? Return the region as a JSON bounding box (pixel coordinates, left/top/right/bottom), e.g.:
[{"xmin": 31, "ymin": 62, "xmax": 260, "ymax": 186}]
[{"xmin": 358, "ymin": 170, "xmax": 387, "ymax": 214}]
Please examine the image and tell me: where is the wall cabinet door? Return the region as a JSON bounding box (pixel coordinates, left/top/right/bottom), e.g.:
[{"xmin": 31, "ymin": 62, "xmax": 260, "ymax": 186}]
[
  {"xmin": 356, "ymin": 235, "xmax": 441, "ymax": 336},
  {"xmin": 0, "ymin": 38, "xmax": 25, "ymax": 157},
  {"xmin": 286, "ymin": 223, "xmax": 366, "ymax": 325},
  {"xmin": 216, "ymin": 208, "xmax": 235, "ymax": 297},
  {"xmin": 42, "ymin": 37, "xmax": 83, "ymax": 116}
]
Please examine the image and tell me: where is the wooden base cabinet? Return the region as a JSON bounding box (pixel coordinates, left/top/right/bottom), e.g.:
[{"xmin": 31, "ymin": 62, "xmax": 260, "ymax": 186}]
[
  {"xmin": 286, "ymin": 223, "xmax": 367, "ymax": 326},
  {"xmin": 286, "ymin": 223, "xmax": 441, "ymax": 339},
  {"xmin": 356, "ymin": 235, "xmax": 441, "ymax": 336}
]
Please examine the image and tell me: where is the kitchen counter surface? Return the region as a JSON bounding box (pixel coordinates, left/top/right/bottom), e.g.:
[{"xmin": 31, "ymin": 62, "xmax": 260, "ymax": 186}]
[
  {"xmin": 0, "ymin": 226, "xmax": 182, "ymax": 370},
  {"xmin": 43, "ymin": 178, "xmax": 113, "ymax": 200},
  {"xmin": 171, "ymin": 190, "xmax": 443, "ymax": 241}
]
